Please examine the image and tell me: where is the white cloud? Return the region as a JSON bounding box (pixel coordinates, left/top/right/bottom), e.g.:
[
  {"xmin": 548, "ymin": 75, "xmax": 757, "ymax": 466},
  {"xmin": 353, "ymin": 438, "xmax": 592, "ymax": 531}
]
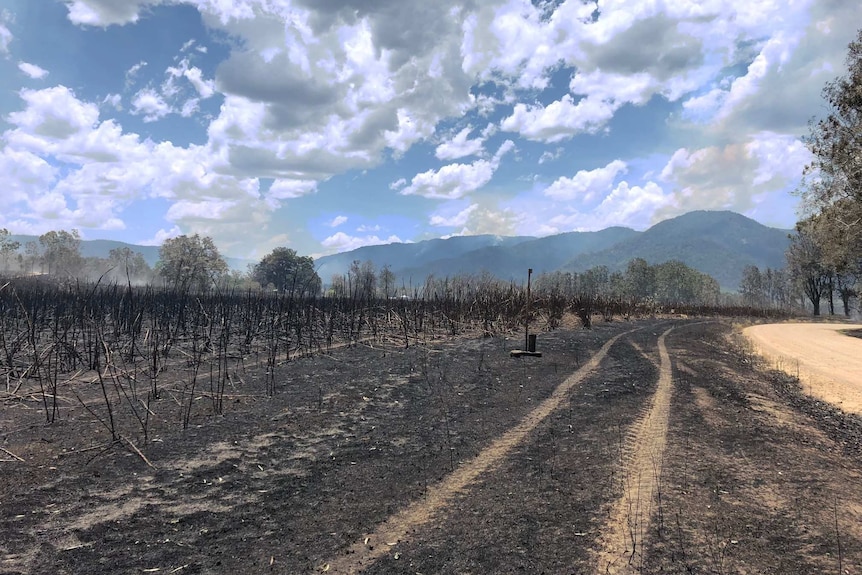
[
  {"xmin": 267, "ymin": 179, "xmax": 317, "ymax": 203},
  {"xmin": 327, "ymin": 215, "xmax": 348, "ymax": 228},
  {"xmin": 0, "ymin": 13, "xmax": 12, "ymax": 54},
  {"xmin": 401, "ymin": 140, "xmax": 514, "ymax": 200},
  {"xmin": 656, "ymin": 132, "xmax": 811, "ymax": 221},
  {"xmin": 167, "ymin": 57, "xmax": 216, "ymax": 99},
  {"xmin": 139, "ymin": 226, "xmax": 183, "ymax": 246},
  {"xmin": 544, "ymin": 160, "xmax": 628, "ymax": 202},
  {"xmin": 356, "ymin": 224, "xmax": 381, "ymax": 232},
  {"xmin": 388, "ymin": 178, "xmax": 407, "ymax": 191},
  {"xmin": 180, "ymin": 98, "xmax": 199, "ymax": 117},
  {"xmin": 401, "ymin": 160, "xmax": 496, "ymax": 200},
  {"xmin": 744, "ymin": 131, "xmax": 812, "ymax": 187},
  {"xmin": 125, "ymin": 61, "xmax": 148, "ymax": 89},
  {"xmin": 64, "ymin": 0, "xmax": 159, "ymax": 26},
  {"xmin": 0, "ymin": 85, "xmax": 276, "ymax": 250},
  {"xmin": 435, "ymin": 125, "xmax": 485, "ymax": 160},
  {"xmin": 18, "ymin": 62, "xmax": 49, "ymax": 79},
  {"xmin": 514, "ymin": 178, "xmax": 674, "ymax": 236},
  {"xmin": 429, "ymin": 203, "xmax": 478, "ymax": 227},
  {"xmin": 8, "ymin": 86, "xmax": 99, "ymax": 139},
  {"xmin": 501, "ymin": 95, "xmax": 615, "ymax": 143},
  {"xmin": 102, "ymin": 93, "xmax": 122, "ymax": 111},
  {"xmin": 131, "ymin": 88, "xmax": 171, "ymax": 122},
  {"xmin": 502, "ymin": 70, "xmax": 656, "ymax": 142},
  {"xmin": 321, "ymin": 232, "xmax": 404, "ymax": 253},
  {"xmin": 538, "ymin": 147, "xmax": 564, "ymax": 164}
]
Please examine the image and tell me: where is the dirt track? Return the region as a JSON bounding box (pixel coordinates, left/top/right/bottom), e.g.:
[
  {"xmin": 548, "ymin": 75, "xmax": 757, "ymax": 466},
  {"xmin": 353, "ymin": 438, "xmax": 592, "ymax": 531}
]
[
  {"xmin": 744, "ymin": 322, "xmax": 862, "ymax": 414},
  {"xmin": 594, "ymin": 327, "xmax": 674, "ymax": 574},
  {"xmin": 324, "ymin": 330, "xmax": 636, "ymax": 573}
]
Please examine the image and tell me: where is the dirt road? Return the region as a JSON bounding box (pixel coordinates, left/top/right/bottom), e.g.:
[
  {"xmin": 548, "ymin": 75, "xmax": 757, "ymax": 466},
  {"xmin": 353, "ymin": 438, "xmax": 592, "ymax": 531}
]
[{"xmin": 744, "ymin": 322, "xmax": 862, "ymax": 414}]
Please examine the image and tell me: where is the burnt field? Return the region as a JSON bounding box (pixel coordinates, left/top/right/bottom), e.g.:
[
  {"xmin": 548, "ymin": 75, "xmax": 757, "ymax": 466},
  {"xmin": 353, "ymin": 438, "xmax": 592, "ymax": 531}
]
[{"xmin": 0, "ymin": 283, "xmax": 859, "ymax": 574}]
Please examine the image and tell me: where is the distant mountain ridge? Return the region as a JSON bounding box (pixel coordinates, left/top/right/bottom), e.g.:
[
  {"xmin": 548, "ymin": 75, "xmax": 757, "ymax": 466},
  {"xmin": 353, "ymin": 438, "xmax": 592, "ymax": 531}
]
[
  {"xmin": 6, "ymin": 211, "xmax": 792, "ymax": 290},
  {"xmin": 7, "ymin": 235, "xmax": 252, "ymax": 271},
  {"xmin": 315, "ymin": 211, "xmax": 792, "ymax": 291}
]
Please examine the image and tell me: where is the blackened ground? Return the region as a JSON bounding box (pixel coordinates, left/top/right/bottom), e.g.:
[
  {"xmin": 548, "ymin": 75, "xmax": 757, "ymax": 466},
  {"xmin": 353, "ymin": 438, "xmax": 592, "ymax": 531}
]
[{"xmin": 643, "ymin": 321, "xmax": 862, "ymax": 574}]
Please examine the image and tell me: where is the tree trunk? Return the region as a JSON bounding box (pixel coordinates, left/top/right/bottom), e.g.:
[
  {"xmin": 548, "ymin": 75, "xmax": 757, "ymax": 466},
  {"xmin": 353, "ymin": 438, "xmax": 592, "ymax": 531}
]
[{"xmin": 828, "ymin": 275, "xmax": 835, "ymax": 315}]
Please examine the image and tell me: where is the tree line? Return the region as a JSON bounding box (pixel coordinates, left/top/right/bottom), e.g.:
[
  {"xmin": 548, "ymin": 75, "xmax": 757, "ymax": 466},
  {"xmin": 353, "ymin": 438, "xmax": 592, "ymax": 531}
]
[{"xmin": 778, "ymin": 28, "xmax": 862, "ymax": 316}]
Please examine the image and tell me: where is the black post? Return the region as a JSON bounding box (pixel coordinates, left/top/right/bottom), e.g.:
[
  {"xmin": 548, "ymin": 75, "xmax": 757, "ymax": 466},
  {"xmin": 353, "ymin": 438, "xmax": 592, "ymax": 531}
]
[{"xmin": 525, "ymin": 268, "xmax": 532, "ymax": 351}]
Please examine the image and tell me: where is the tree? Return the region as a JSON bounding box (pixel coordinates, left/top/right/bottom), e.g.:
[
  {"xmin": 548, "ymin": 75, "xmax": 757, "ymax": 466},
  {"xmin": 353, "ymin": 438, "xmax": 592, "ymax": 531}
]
[
  {"xmin": 801, "ymin": 29, "xmax": 862, "ymax": 216},
  {"xmin": 107, "ymin": 247, "xmax": 152, "ymax": 283},
  {"xmin": 378, "ymin": 264, "xmax": 396, "ymax": 298},
  {"xmin": 23, "ymin": 242, "xmax": 39, "ymax": 274},
  {"xmin": 798, "ymin": 28, "xmax": 862, "ymax": 305},
  {"xmin": 739, "ymin": 265, "xmax": 766, "ymax": 307},
  {"xmin": 0, "ymin": 229, "xmax": 20, "ymax": 271},
  {"xmin": 39, "ymin": 229, "xmax": 82, "ymax": 277},
  {"xmin": 580, "ymin": 265, "xmax": 609, "ymax": 296},
  {"xmin": 623, "ymin": 258, "xmax": 655, "ymax": 300},
  {"xmin": 157, "ymin": 234, "xmax": 228, "ymax": 291},
  {"xmin": 786, "ymin": 224, "xmax": 828, "ymax": 316},
  {"xmin": 252, "ymin": 247, "xmax": 321, "ymax": 295},
  {"xmin": 347, "ymin": 260, "xmax": 376, "ymax": 300}
]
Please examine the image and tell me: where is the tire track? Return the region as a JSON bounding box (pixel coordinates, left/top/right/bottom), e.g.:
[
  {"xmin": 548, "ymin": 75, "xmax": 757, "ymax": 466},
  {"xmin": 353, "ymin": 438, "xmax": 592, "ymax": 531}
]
[
  {"xmin": 321, "ymin": 328, "xmax": 638, "ymax": 573},
  {"xmin": 595, "ymin": 326, "xmax": 674, "ymax": 574}
]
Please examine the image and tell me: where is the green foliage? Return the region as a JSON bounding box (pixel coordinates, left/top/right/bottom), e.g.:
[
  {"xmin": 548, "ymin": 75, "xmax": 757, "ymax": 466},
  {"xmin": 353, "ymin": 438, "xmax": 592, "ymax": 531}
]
[
  {"xmin": 252, "ymin": 247, "xmax": 321, "ymax": 295},
  {"xmin": 39, "ymin": 229, "xmax": 82, "ymax": 277},
  {"xmin": 533, "ymin": 259, "xmax": 720, "ymax": 306},
  {"xmin": 157, "ymin": 234, "xmax": 228, "ymax": 291},
  {"xmin": 107, "ymin": 247, "xmax": 152, "ymax": 283},
  {"xmin": 0, "ymin": 229, "xmax": 21, "ymax": 271},
  {"xmin": 796, "ymin": 28, "xmax": 862, "ymax": 315}
]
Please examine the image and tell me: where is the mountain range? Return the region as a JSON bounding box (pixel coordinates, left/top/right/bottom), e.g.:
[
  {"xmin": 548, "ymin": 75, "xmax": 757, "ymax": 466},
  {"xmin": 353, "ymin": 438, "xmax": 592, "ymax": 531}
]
[
  {"xmin": 7, "ymin": 211, "xmax": 792, "ymax": 291},
  {"xmin": 6, "ymin": 236, "xmax": 253, "ymax": 272},
  {"xmin": 315, "ymin": 211, "xmax": 792, "ymax": 291}
]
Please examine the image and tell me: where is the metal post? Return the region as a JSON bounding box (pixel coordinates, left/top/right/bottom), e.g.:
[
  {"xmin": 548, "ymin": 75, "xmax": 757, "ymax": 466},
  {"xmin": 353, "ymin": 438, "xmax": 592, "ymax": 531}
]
[{"xmin": 525, "ymin": 268, "xmax": 532, "ymax": 351}]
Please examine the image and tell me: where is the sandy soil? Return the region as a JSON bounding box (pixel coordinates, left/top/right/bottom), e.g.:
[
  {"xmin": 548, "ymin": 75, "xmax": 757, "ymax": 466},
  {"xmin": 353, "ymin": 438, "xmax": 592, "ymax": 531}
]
[
  {"xmin": 594, "ymin": 327, "xmax": 674, "ymax": 574},
  {"xmin": 744, "ymin": 323, "xmax": 862, "ymax": 414}
]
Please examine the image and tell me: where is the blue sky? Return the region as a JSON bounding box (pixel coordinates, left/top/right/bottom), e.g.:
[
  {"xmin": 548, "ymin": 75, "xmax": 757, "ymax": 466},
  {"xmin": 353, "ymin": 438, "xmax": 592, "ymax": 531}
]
[{"xmin": 0, "ymin": 0, "xmax": 857, "ymax": 260}]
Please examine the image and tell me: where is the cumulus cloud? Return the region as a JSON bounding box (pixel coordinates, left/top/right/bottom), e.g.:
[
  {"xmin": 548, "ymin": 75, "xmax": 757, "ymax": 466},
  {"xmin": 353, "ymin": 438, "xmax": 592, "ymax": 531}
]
[
  {"xmin": 321, "ymin": 232, "xmax": 404, "ymax": 253},
  {"xmin": 512, "ymin": 178, "xmax": 674, "ymax": 236},
  {"xmin": 167, "ymin": 57, "xmax": 216, "ymax": 99},
  {"xmin": 29, "ymin": 0, "xmax": 849, "ymax": 254},
  {"xmin": 327, "ymin": 215, "xmax": 348, "ymax": 228},
  {"xmin": 429, "ymin": 203, "xmax": 478, "ymax": 227},
  {"xmin": 544, "ymin": 160, "xmax": 628, "ymax": 202},
  {"xmin": 267, "ymin": 179, "xmax": 317, "ymax": 201},
  {"xmin": 656, "ymin": 132, "xmax": 811, "ymax": 221},
  {"xmin": 401, "ymin": 140, "xmax": 515, "ymax": 199},
  {"xmin": 64, "ymin": 0, "xmax": 160, "ymax": 26},
  {"xmin": 131, "ymin": 88, "xmax": 171, "ymax": 122},
  {"xmin": 139, "ymin": 226, "xmax": 183, "ymax": 246},
  {"xmin": 0, "ymin": 85, "xmax": 281, "ymax": 251},
  {"xmin": 18, "ymin": 62, "xmax": 49, "ymax": 79},
  {"xmin": 435, "ymin": 126, "xmax": 485, "ymax": 160}
]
